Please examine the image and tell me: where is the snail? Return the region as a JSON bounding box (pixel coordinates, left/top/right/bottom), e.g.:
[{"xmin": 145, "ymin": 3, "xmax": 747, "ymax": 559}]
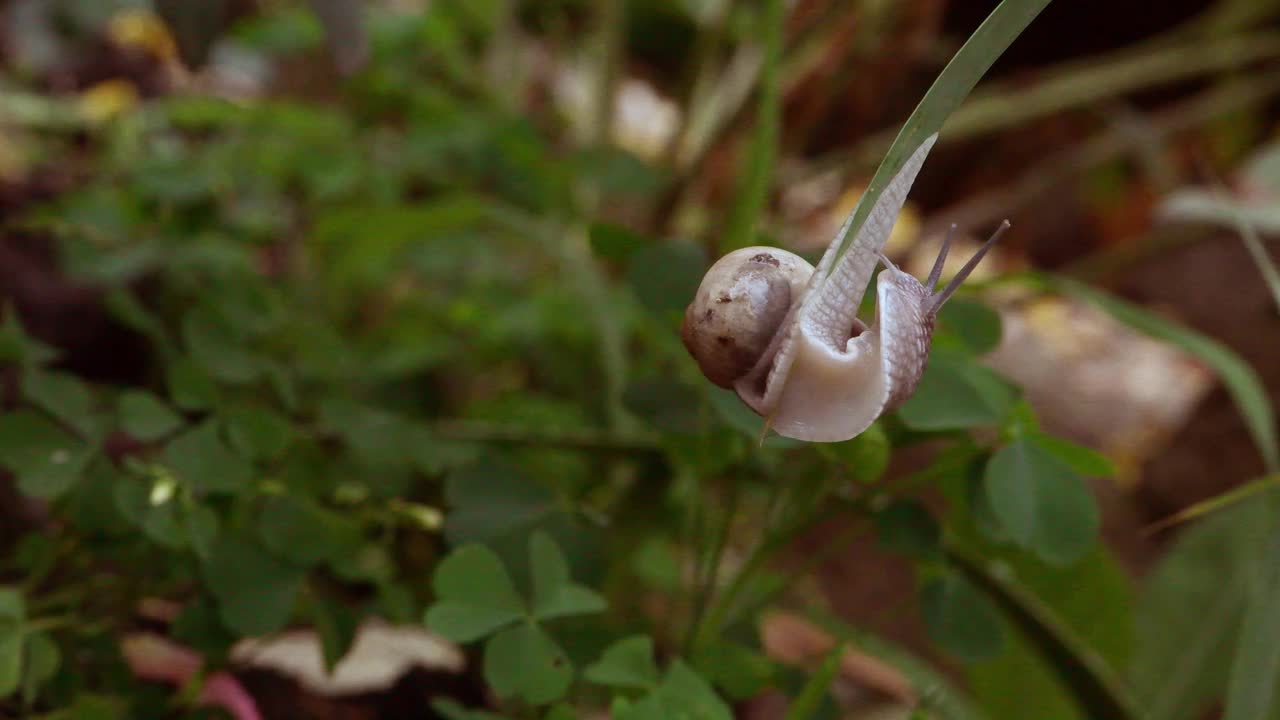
[{"xmin": 681, "ymin": 134, "xmax": 1008, "ymax": 442}]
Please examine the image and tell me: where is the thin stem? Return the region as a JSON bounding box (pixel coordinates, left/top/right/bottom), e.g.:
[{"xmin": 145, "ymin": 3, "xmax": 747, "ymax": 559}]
[
  {"xmin": 589, "ymin": 0, "xmax": 625, "ymax": 150},
  {"xmin": 430, "ymin": 420, "xmax": 658, "ymax": 452},
  {"xmin": 685, "ymin": 478, "xmax": 743, "ymax": 653}
]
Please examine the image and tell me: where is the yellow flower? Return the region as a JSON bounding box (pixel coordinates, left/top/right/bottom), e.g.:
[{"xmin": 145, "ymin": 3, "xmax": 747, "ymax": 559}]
[
  {"xmin": 79, "ymin": 80, "xmax": 140, "ymax": 123},
  {"xmin": 106, "ymin": 9, "xmax": 177, "ymax": 61}
]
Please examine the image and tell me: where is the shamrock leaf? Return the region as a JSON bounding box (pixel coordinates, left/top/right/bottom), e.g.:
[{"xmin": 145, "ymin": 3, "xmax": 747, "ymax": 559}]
[
  {"xmin": 424, "ymin": 545, "xmax": 525, "ymax": 643},
  {"xmin": 984, "ymin": 437, "xmax": 1099, "ymax": 565},
  {"xmin": 612, "ymin": 660, "xmax": 733, "ymax": 720},
  {"xmin": 530, "ymin": 531, "xmax": 606, "ymax": 621},
  {"xmin": 483, "ymin": 621, "xmax": 574, "ymax": 705},
  {"xmin": 586, "ymin": 636, "xmax": 660, "ymax": 690}
]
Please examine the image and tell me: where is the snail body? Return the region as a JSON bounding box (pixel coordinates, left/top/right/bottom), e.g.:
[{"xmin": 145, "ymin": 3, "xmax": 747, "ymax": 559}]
[{"xmin": 682, "ymin": 134, "xmax": 1007, "ymax": 442}]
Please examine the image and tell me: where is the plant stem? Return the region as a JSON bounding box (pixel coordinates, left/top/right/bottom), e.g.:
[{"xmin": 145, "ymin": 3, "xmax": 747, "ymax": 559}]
[
  {"xmin": 589, "ymin": 0, "xmax": 625, "ymax": 150},
  {"xmin": 430, "ymin": 420, "xmax": 659, "ymax": 453},
  {"xmin": 684, "ymin": 477, "xmax": 742, "ymax": 653}
]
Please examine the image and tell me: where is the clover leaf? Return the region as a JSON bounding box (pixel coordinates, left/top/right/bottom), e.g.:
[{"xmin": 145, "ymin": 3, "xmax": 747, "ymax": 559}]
[
  {"xmin": 425, "ymin": 545, "xmax": 525, "ymax": 643},
  {"xmin": 585, "ymin": 636, "xmax": 660, "ymax": 690},
  {"xmin": 530, "ymin": 532, "xmax": 606, "ymax": 621},
  {"xmin": 484, "ymin": 621, "xmax": 574, "ymax": 705},
  {"xmin": 424, "ymin": 532, "xmax": 605, "ymax": 705}
]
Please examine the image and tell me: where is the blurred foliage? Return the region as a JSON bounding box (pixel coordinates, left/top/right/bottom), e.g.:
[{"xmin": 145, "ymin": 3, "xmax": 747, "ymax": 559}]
[{"xmin": 0, "ymin": 0, "xmax": 1278, "ymax": 718}]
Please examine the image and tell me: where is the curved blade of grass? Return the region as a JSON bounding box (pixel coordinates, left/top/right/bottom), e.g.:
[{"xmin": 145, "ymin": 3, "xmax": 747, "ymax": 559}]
[
  {"xmin": 825, "ymin": 0, "xmax": 1054, "ymax": 266},
  {"xmin": 721, "ymin": 0, "xmax": 785, "ymax": 253},
  {"xmin": 1038, "ymin": 274, "xmax": 1278, "ymax": 472},
  {"xmin": 783, "ymin": 644, "xmax": 845, "ymax": 720},
  {"xmin": 947, "ymin": 547, "xmax": 1142, "ymax": 720}
]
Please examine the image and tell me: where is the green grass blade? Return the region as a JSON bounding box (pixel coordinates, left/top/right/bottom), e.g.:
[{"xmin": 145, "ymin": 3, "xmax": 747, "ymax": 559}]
[
  {"xmin": 826, "ymin": 0, "xmax": 1054, "ymax": 265},
  {"xmin": 1212, "ymin": 183, "xmax": 1280, "ymax": 311},
  {"xmin": 948, "ymin": 547, "xmax": 1142, "ymax": 720},
  {"xmin": 721, "ymin": 0, "xmax": 785, "ymax": 253},
  {"xmin": 1145, "ymin": 474, "xmax": 1280, "ymax": 534},
  {"xmin": 1042, "ymin": 275, "xmax": 1279, "ymax": 473},
  {"xmin": 782, "ymin": 644, "xmax": 845, "ymax": 720}
]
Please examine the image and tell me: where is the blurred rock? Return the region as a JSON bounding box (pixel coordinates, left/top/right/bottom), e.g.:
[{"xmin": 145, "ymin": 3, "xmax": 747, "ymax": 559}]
[{"xmin": 985, "ymin": 295, "xmax": 1215, "ymax": 490}]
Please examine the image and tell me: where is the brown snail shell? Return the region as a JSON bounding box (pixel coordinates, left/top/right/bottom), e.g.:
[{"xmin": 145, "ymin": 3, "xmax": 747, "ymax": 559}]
[{"xmin": 680, "ymin": 247, "xmax": 813, "ymax": 388}]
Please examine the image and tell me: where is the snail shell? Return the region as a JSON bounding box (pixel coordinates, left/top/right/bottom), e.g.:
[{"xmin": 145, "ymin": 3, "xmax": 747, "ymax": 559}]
[{"xmin": 680, "ymin": 248, "xmax": 813, "ymax": 388}]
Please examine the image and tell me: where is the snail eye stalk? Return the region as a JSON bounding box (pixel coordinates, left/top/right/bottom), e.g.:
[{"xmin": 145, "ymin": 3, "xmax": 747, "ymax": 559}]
[{"xmin": 928, "ymin": 220, "xmax": 1010, "ymax": 315}]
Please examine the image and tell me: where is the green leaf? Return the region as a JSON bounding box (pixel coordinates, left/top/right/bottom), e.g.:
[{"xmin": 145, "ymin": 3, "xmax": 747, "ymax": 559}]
[
  {"xmin": 529, "ymin": 532, "xmax": 606, "ymax": 621},
  {"xmin": 953, "ymin": 547, "xmax": 1140, "ymax": 720},
  {"xmin": 1048, "ymin": 275, "xmax": 1278, "ymax": 472},
  {"xmin": 444, "ymin": 462, "xmax": 557, "ymax": 547},
  {"xmin": 184, "ymin": 504, "xmax": 219, "ymax": 560},
  {"xmin": 720, "ymin": 0, "xmax": 784, "ymax": 252},
  {"xmin": 22, "ymin": 369, "xmax": 100, "ymax": 439},
  {"xmin": 432, "ymin": 698, "xmax": 513, "ymax": 720},
  {"xmin": 1224, "ymin": 517, "xmax": 1280, "ymax": 720},
  {"xmin": 784, "ymin": 644, "xmax": 844, "ymax": 720},
  {"xmin": 0, "ymin": 589, "xmax": 24, "ymax": 697},
  {"xmin": 483, "ymin": 622, "xmax": 573, "ymax": 705},
  {"xmin": 874, "ymin": 499, "xmax": 941, "ymax": 559},
  {"xmin": 898, "ymin": 350, "xmax": 1019, "ymax": 430},
  {"xmin": 1027, "ymin": 431, "xmax": 1114, "ymax": 478},
  {"xmin": 919, "ymin": 572, "xmax": 1004, "ymax": 663},
  {"xmin": 222, "ymin": 404, "xmax": 293, "ymax": 461},
  {"xmin": 824, "ymin": 0, "xmax": 1053, "ymax": 268},
  {"xmin": 312, "ymin": 598, "xmax": 361, "ymax": 674},
  {"xmin": 256, "ymin": 495, "xmax": 358, "ymax": 568},
  {"xmin": 117, "ymin": 391, "xmax": 184, "ymax": 441},
  {"xmin": 166, "ymin": 356, "xmax": 219, "ymax": 411},
  {"xmin": 615, "ymin": 660, "xmax": 734, "ymax": 720},
  {"xmin": 0, "ymin": 410, "xmax": 93, "ymax": 499},
  {"xmin": 937, "ymin": 298, "xmax": 1003, "ymax": 355},
  {"xmin": 1131, "ymin": 501, "xmax": 1268, "ymax": 720},
  {"xmin": 424, "ymin": 545, "xmax": 525, "ymax": 643},
  {"xmin": 22, "ymin": 631, "xmax": 60, "ymax": 703},
  {"xmin": 164, "ymin": 420, "xmax": 253, "ymax": 495},
  {"xmin": 202, "ymin": 537, "xmax": 305, "ymax": 636},
  {"xmin": 182, "ymin": 307, "xmax": 263, "ymax": 383},
  {"xmin": 0, "ymin": 310, "xmax": 56, "ymax": 368},
  {"xmin": 313, "ymin": 196, "xmax": 490, "ymax": 288},
  {"xmin": 815, "ymin": 421, "xmax": 890, "ymax": 481},
  {"xmin": 585, "ymin": 636, "xmax": 660, "ymax": 690},
  {"xmin": 690, "ymin": 640, "xmax": 775, "ymax": 701},
  {"xmin": 984, "ymin": 438, "xmax": 1098, "ymax": 565},
  {"xmin": 626, "ymin": 241, "xmax": 707, "ymax": 318},
  {"xmin": 45, "ymin": 694, "xmax": 128, "ymax": 720},
  {"xmin": 589, "ymin": 222, "xmax": 649, "ymax": 261}
]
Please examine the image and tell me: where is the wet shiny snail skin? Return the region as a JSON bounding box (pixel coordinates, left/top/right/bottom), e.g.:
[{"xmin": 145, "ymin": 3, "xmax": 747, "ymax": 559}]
[{"xmin": 681, "ymin": 134, "xmax": 1008, "ymax": 442}]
